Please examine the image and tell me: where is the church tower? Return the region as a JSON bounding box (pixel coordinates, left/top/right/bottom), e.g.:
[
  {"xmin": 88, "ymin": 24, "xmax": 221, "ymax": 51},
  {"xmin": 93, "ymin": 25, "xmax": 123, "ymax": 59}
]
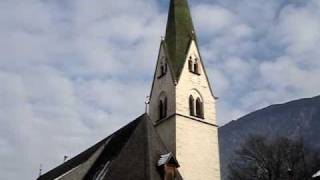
[{"xmin": 149, "ymin": 0, "xmax": 221, "ymax": 179}]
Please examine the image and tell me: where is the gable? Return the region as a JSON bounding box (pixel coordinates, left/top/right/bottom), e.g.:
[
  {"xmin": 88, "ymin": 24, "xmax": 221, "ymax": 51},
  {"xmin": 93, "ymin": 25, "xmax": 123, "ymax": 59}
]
[
  {"xmin": 149, "ymin": 41, "xmax": 175, "ymax": 98},
  {"xmin": 149, "ymin": 42, "xmax": 177, "ymax": 122},
  {"xmin": 178, "ymin": 40, "xmax": 216, "ymax": 98}
]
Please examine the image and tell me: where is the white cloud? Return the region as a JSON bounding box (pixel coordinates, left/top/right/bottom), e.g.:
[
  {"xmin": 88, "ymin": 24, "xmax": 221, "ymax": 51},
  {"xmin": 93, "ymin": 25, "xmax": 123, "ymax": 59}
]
[
  {"xmin": 275, "ymin": 1, "xmax": 320, "ymax": 55},
  {"xmin": 193, "ymin": 5, "xmax": 236, "ymax": 36},
  {"xmin": 1, "ymin": 0, "xmax": 320, "ymax": 179},
  {"xmin": 192, "ymin": 0, "xmax": 320, "ymax": 125},
  {"xmin": 0, "ymin": 0, "xmax": 162, "ymax": 179}
]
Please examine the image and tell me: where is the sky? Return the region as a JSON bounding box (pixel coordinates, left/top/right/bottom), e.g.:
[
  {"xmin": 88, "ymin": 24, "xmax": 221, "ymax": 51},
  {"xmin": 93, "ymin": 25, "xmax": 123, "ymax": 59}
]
[{"xmin": 0, "ymin": 0, "xmax": 320, "ymax": 179}]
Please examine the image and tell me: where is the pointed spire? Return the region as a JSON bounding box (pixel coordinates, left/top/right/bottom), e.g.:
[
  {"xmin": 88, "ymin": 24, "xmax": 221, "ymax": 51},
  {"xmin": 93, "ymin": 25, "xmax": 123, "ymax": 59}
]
[{"xmin": 164, "ymin": 0, "xmax": 196, "ymax": 80}]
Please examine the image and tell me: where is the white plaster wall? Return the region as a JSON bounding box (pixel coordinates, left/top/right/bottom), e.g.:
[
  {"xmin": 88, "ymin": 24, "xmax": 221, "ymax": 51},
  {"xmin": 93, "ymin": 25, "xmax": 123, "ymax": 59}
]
[
  {"xmin": 176, "ymin": 116, "xmax": 221, "ymax": 180},
  {"xmin": 175, "ymin": 40, "xmax": 221, "ymax": 180},
  {"xmin": 176, "ymin": 40, "xmax": 217, "ymax": 125}
]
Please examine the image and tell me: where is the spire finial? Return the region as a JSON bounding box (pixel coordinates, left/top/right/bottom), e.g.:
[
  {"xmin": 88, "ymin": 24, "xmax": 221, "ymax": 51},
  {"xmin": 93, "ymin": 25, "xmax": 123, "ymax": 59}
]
[
  {"xmin": 191, "ymin": 30, "xmax": 195, "ymax": 39},
  {"xmin": 145, "ymin": 96, "xmax": 150, "ymax": 113}
]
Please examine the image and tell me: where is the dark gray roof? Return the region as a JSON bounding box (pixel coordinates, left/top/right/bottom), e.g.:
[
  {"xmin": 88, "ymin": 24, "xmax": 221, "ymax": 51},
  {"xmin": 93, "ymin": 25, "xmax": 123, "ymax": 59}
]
[{"xmin": 37, "ymin": 113, "xmax": 182, "ymax": 180}]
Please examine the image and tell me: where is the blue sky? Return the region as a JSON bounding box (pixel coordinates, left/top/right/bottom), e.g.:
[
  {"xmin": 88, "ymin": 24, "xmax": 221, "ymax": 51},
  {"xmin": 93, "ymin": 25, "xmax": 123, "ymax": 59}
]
[{"xmin": 1, "ymin": 0, "xmax": 320, "ymax": 179}]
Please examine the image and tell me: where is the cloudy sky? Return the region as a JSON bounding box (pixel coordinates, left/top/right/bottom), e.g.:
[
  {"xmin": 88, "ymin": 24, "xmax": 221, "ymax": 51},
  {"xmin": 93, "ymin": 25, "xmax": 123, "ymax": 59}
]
[{"xmin": 1, "ymin": 0, "xmax": 320, "ymax": 179}]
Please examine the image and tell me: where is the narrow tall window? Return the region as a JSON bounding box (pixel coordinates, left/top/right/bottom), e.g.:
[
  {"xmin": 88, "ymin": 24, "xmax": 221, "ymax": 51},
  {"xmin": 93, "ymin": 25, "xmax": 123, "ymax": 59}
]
[
  {"xmin": 164, "ymin": 97, "xmax": 168, "ymax": 117},
  {"xmin": 196, "ymin": 98, "xmax": 204, "ymax": 118},
  {"xmin": 189, "ymin": 95, "xmax": 194, "ymax": 116},
  {"xmin": 188, "ymin": 59, "xmax": 193, "ymax": 72},
  {"xmin": 161, "ymin": 65, "xmax": 164, "ymax": 75},
  {"xmin": 159, "ymin": 62, "xmax": 167, "ymax": 78},
  {"xmin": 159, "ymin": 100, "xmax": 164, "ymax": 119},
  {"xmin": 164, "ymin": 63, "xmax": 167, "ymax": 74},
  {"xmin": 159, "ymin": 97, "xmax": 168, "ymax": 119},
  {"xmin": 194, "ymin": 61, "xmax": 199, "ymax": 74}
]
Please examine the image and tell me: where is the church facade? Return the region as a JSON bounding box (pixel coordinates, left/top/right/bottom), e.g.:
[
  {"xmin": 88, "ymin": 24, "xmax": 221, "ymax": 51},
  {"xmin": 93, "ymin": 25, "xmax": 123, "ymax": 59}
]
[{"xmin": 38, "ymin": 0, "xmax": 221, "ymax": 179}]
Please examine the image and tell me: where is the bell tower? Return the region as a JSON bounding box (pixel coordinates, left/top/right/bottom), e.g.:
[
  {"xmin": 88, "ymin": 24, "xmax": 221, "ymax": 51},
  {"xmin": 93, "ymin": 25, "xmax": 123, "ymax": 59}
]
[{"xmin": 148, "ymin": 0, "xmax": 221, "ymax": 179}]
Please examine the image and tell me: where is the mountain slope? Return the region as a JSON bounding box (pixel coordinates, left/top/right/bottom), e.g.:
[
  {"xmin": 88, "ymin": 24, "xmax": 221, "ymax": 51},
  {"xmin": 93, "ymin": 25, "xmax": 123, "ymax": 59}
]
[{"xmin": 219, "ymin": 95, "xmax": 320, "ymax": 179}]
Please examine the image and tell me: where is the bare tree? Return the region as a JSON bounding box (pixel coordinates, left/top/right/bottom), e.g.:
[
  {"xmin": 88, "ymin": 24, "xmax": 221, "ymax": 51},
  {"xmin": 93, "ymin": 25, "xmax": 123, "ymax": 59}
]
[{"xmin": 228, "ymin": 135, "xmax": 320, "ymax": 180}]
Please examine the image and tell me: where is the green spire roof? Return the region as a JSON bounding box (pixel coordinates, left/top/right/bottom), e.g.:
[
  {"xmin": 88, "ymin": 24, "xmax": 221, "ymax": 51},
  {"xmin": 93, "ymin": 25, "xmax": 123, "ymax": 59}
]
[{"xmin": 165, "ymin": 0, "xmax": 196, "ymax": 80}]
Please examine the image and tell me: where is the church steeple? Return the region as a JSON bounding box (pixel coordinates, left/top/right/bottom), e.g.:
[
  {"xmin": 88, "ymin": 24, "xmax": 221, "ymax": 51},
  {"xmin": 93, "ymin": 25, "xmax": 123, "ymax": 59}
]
[
  {"xmin": 164, "ymin": 0, "xmax": 196, "ymax": 80},
  {"xmin": 149, "ymin": 0, "xmax": 221, "ymax": 179}
]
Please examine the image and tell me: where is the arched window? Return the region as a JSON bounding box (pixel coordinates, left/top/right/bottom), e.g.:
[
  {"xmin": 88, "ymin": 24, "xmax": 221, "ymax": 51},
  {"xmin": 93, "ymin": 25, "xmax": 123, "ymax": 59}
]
[
  {"xmin": 189, "ymin": 90, "xmax": 204, "ymax": 119},
  {"xmin": 196, "ymin": 98, "xmax": 203, "ymax": 118},
  {"xmin": 188, "ymin": 58, "xmax": 193, "ymax": 72},
  {"xmin": 159, "ymin": 62, "xmax": 167, "ymax": 78},
  {"xmin": 159, "ymin": 96, "xmax": 168, "ymax": 119},
  {"xmin": 188, "ymin": 57, "xmax": 200, "ymax": 75},
  {"xmin": 164, "ymin": 63, "xmax": 167, "ymax": 74},
  {"xmin": 164, "ymin": 97, "xmax": 168, "ymax": 117},
  {"xmin": 194, "ymin": 61, "xmax": 199, "ymax": 74},
  {"xmin": 189, "ymin": 95, "xmax": 194, "ymax": 116},
  {"xmin": 159, "ymin": 100, "xmax": 164, "ymax": 119}
]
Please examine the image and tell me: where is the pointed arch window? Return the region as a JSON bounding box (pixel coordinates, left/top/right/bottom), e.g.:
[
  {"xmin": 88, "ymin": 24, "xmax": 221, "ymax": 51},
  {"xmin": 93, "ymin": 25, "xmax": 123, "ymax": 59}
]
[
  {"xmin": 164, "ymin": 97, "xmax": 168, "ymax": 118},
  {"xmin": 164, "ymin": 63, "xmax": 168, "ymax": 73},
  {"xmin": 194, "ymin": 59, "xmax": 199, "ymax": 74},
  {"xmin": 161, "ymin": 65, "xmax": 164, "ymax": 75},
  {"xmin": 159, "ymin": 100, "xmax": 164, "ymax": 119},
  {"xmin": 188, "ymin": 57, "xmax": 193, "ymax": 72},
  {"xmin": 188, "ymin": 57, "xmax": 200, "ymax": 75},
  {"xmin": 159, "ymin": 96, "xmax": 168, "ymax": 119},
  {"xmin": 189, "ymin": 95, "xmax": 194, "ymax": 116},
  {"xmin": 189, "ymin": 91, "xmax": 204, "ymax": 119},
  {"xmin": 196, "ymin": 98, "xmax": 204, "ymax": 118},
  {"xmin": 158, "ymin": 61, "xmax": 168, "ymax": 78},
  {"xmin": 161, "ymin": 63, "xmax": 167, "ymax": 75}
]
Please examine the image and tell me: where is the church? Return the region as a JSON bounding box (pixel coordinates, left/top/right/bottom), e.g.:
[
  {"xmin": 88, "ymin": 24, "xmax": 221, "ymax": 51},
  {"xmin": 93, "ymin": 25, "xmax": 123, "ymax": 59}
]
[{"xmin": 38, "ymin": 0, "xmax": 221, "ymax": 179}]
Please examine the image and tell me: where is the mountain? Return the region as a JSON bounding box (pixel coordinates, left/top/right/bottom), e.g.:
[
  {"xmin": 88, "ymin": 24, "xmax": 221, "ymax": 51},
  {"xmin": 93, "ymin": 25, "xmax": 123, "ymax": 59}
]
[{"xmin": 218, "ymin": 95, "xmax": 320, "ymax": 179}]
